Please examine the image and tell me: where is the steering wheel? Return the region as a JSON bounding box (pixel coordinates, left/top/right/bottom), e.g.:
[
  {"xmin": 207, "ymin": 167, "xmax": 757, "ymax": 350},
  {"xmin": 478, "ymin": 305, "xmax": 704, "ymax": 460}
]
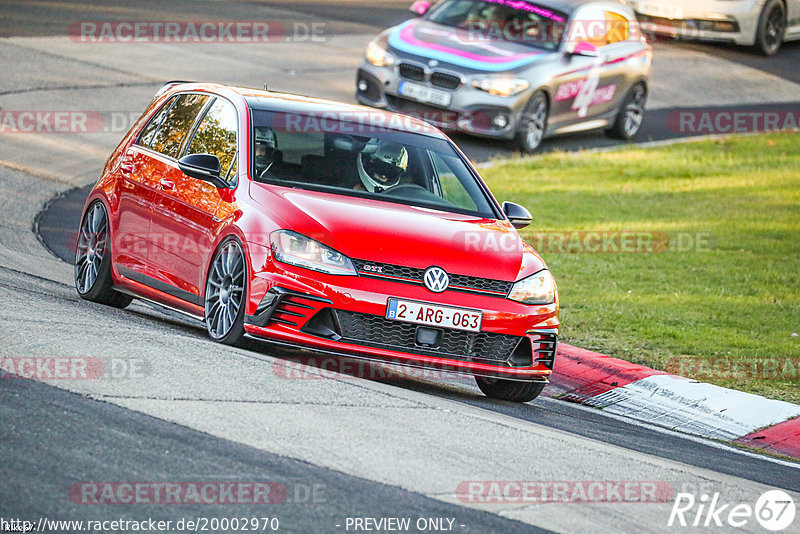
[
  {"xmin": 257, "ymin": 162, "xmax": 274, "ymax": 181},
  {"xmin": 381, "ymin": 183, "xmax": 429, "ymax": 196}
]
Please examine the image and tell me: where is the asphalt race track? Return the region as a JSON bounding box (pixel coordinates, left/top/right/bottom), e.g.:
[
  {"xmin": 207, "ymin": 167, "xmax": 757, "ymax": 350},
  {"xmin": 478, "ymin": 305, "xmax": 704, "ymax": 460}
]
[{"xmin": 2, "ymin": 1, "xmax": 800, "ymax": 533}]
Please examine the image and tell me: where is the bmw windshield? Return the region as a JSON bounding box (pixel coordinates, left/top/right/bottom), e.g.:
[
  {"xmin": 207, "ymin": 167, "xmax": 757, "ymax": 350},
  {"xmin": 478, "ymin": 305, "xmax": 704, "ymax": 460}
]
[
  {"xmin": 250, "ymin": 109, "xmax": 499, "ymax": 219},
  {"xmin": 426, "ymin": 0, "xmax": 568, "ymax": 51}
]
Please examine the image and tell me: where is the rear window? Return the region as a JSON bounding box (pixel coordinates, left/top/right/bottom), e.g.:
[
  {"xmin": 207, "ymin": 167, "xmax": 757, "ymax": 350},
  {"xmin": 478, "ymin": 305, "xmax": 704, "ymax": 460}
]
[{"xmin": 137, "ymin": 95, "xmax": 176, "ymax": 148}]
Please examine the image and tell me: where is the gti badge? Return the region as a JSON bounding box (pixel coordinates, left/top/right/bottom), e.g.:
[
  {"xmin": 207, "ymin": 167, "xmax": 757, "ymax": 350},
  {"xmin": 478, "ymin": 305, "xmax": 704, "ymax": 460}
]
[
  {"xmin": 362, "ymin": 264, "xmax": 384, "ymax": 274},
  {"xmin": 423, "ymin": 266, "xmax": 449, "ymax": 293}
]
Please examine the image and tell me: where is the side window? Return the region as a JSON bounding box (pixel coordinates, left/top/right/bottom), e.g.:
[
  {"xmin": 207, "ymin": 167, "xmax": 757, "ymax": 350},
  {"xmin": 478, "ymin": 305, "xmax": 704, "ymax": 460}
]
[
  {"xmin": 150, "ymin": 94, "xmax": 210, "ymax": 158},
  {"xmin": 429, "ymin": 151, "xmax": 479, "ymax": 212},
  {"xmin": 225, "ymin": 155, "xmax": 238, "ymax": 183},
  {"xmin": 568, "ymin": 6, "xmax": 610, "ymax": 48},
  {"xmin": 138, "ymin": 96, "xmax": 176, "ymax": 148},
  {"xmin": 188, "ymin": 98, "xmax": 238, "ymax": 182},
  {"xmin": 604, "ymin": 11, "xmax": 630, "ymax": 45}
]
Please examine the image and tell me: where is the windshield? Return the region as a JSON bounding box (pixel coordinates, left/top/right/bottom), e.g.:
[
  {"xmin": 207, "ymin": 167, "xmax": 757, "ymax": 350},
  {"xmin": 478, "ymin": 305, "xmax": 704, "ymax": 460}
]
[
  {"xmin": 426, "ymin": 0, "xmax": 568, "ymax": 51},
  {"xmin": 250, "ymin": 110, "xmax": 498, "ymax": 219}
]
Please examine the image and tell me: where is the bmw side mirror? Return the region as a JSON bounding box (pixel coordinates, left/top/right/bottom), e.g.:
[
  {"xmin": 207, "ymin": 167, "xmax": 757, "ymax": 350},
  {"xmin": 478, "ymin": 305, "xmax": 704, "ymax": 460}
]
[
  {"xmin": 565, "ymin": 41, "xmax": 599, "ymax": 57},
  {"xmin": 178, "ymin": 153, "xmax": 228, "ymax": 189},
  {"xmin": 409, "ymin": 0, "xmax": 431, "ymax": 16},
  {"xmin": 502, "ymin": 201, "xmax": 532, "ymax": 229}
]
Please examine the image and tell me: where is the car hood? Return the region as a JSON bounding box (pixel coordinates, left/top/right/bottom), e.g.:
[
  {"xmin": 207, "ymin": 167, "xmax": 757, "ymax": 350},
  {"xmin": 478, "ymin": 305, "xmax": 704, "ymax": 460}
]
[
  {"xmin": 386, "ymin": 19, "xmax": 552, "ymax": 72},
  {"xmin": 249, "ymin": 183, "xmax": 545, "ymax": 282}
]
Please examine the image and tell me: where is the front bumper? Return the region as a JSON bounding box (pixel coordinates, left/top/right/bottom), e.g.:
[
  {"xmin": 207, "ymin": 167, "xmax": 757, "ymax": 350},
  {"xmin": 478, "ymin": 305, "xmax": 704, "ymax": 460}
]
[
  {"xmin": 356, "ymin": 62, "xmax": 531, "ymax": 141},
  {"xmin": 629, "ymin": 0, "xmax": 761, "ymax": 46},
  {"xmin": 243, "ymin": 262, "xmax": 559, "ymax": 381}
]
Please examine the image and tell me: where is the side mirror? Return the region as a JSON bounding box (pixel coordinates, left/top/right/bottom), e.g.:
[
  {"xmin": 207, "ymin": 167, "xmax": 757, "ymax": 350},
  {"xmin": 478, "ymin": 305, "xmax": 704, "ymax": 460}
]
[
  {"xmin": 502, "ymin": 201, "xmax": 532, "ymax": 229},
  {"xmin": 409, "ymin": 0, "xmax": 431, "ymax": 16},
  {"xmin": 178, "ymin": 153, "xmax": 228, "ymax": 189},
  {"xmin": 565, "ymin": 41, "xmax": 598, "ymax": 57}
]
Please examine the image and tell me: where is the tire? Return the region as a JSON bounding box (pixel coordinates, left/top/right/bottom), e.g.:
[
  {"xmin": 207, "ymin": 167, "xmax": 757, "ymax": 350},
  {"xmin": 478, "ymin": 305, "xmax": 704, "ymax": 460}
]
[
  {"xmin": 475, "ymin": 376, "xmax": 546, "ymax": 403},
  {"xmin": 755, "ymin": 0, "xmax": 786, "ymax": 56},
  {"xmin": 74, "ymin": 201, "xmax": 132, "ymax": 309},
  {"xmin": 204, "ymin": 238, "xmax": 247, "ymax": 346},
  {"xmin": 606, "ymin": 82, "xmax": 647, "ymax": 140},
  {"xmin": 514, "ymin": 90, "xmax": 549, "ymax": 153}
]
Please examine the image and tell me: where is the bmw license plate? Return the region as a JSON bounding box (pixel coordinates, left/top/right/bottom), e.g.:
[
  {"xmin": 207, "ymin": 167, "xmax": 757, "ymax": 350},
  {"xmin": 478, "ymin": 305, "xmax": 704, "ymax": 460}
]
[
  {"xmin": 398, "ymin": 81, "xmax": 452, "ymax": 107},
  {"xmin": 386, "ymin": 298, "xmax": 482, "ymax": 333}
]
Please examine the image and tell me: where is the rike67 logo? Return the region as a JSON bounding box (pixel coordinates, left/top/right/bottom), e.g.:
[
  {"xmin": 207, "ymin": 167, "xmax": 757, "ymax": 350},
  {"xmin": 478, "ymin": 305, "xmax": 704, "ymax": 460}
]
[{"xmin": 668, "ymin": 490, "xmax": 796, "ymax": 531}]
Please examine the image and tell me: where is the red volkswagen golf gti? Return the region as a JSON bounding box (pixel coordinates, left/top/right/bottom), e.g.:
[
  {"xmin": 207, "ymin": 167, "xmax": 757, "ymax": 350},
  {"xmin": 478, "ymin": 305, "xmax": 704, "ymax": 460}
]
[{"xmin": 75, "ymin": 82, "xmax": 559, "ymax": 402}]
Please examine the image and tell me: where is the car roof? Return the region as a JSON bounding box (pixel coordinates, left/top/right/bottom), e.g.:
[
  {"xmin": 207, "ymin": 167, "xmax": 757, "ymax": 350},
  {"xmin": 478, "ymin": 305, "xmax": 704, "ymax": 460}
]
[{"xmin": 158, "ymin": 82, "xmax": 449, "ymax": 140}]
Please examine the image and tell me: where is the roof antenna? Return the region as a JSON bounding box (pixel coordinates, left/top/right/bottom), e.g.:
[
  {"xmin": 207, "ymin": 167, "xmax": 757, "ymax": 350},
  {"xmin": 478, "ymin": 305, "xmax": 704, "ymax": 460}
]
[{"xmin": 263, "ymin": 83, "xmax": 269, "ymax": 91}]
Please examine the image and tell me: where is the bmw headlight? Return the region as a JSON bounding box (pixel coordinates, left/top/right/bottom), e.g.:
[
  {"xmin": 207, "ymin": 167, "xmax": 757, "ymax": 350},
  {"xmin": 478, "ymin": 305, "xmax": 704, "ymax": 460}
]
[
  {"xmin": 365, "ymin": 40, "xmax": 396, "ymax": 67},
  {"xmin": 270, "ymin": 230, "xmax": 357, "ymax": 276},
  {"xmin": 471, "ymin": 76, "xmax": 530, "ymax": 97},
  {"xmin": 508, "ymin": 269, "xmax": 556, "ymax": 304}
]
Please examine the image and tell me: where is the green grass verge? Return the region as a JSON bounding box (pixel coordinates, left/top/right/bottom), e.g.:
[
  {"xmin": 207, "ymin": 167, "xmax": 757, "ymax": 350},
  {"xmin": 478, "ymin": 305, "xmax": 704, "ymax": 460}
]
[{"xmin": 481, "ymin": 133, "xmax": 800, "ymax": 404}]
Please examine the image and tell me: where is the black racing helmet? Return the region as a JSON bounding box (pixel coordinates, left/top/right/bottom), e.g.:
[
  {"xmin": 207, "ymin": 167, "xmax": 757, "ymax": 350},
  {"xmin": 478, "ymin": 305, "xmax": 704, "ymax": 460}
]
[{"xmin": 357, "ymin": 140, "xmax": 409, "ymax": 192}]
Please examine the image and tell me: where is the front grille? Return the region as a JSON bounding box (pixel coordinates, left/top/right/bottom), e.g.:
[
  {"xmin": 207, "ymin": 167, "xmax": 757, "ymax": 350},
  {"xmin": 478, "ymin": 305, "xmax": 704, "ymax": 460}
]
[
  {"xmin": 398, "ymin": 62, "xmax": 425, "ymax": 82},
  {"xmin": 336, "ymin": 310, "xmax": 525, "ymax": 366},
  {"xmin": 352, "ymin": 259, "xmax": 513, "ymax": 297},
  {"xmin": 637, "ymin": 14, "xmax": 739, "ymax": 33},
  {"xmin": 384, "ymin": 95, "xmax": 460, "ymax": 130},
  {"xmin": 450, "ymin": 273, "xmax": 512, "ymax": 295},
  {"xmin": 635, "ymin": 13, "xmax": 673, "ymax": 24},
  {"xmin": 386, "ymin": 94, "xmax": 449, "ymax": 113},
  {"xmin": 430, "ymin": 71, "xmax": 462, "ymax": 90}
]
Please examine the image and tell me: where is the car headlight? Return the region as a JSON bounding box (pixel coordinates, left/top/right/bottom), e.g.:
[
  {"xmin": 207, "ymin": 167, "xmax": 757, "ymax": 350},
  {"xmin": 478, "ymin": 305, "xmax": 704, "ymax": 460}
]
[
  {"xmin": 471, "ymin": 76, "xmax": 530, "ymax": 97},
  {"xmin": 365, "ymin": 40, "xmax": 395, "ymax": 67},
  {"xmin": 508, "ymin": 269, "xmax": 556, "ymax": 305},
  {"xmin": 270, "ymin": 230, "xmax": 357, "ymax": 276}
]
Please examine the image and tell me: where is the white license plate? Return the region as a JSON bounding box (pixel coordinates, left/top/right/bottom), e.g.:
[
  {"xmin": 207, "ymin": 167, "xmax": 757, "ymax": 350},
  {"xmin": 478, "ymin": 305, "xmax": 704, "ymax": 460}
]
[
  {"xmin": 386, "ymin": 298, "xmax": 482, "ymax": 333},
  {"xmin": 639, "ymin": 2, "xmax": 684, "ymax": 19},
  {"xmin": 398, "ymin": 81, "xmax": 452, "ymax": 107}
]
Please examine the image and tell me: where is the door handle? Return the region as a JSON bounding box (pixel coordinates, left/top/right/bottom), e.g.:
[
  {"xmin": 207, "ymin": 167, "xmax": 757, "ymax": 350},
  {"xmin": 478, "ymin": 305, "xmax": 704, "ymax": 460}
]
[{"xmin": 159, "ymin": 178, "xmax": 175, "ymax": 191}]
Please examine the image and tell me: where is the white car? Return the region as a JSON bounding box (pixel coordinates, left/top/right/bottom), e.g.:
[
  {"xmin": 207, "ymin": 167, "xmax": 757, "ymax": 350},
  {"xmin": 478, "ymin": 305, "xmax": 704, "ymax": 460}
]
[{"xmin": 626, "ymin": 0, "xmax": 800, "ymax": 54}]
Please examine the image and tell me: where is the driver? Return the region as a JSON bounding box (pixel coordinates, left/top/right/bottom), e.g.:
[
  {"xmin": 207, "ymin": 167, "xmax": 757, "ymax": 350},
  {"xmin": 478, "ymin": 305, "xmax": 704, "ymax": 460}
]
[
  {"xmin": 356, "ymin": 140, "xmax": 409, "ymax": 192},
  {"xmin": 254, "ymin": 127, "xmax": 278, "ymax": 175}
]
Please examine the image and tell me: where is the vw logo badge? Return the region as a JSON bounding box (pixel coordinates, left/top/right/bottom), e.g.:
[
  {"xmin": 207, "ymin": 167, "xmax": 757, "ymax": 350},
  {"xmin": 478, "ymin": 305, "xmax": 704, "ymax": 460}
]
[{"xmin": 423, "ymin": 266, "xmax": 449, "ymax": 293}]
